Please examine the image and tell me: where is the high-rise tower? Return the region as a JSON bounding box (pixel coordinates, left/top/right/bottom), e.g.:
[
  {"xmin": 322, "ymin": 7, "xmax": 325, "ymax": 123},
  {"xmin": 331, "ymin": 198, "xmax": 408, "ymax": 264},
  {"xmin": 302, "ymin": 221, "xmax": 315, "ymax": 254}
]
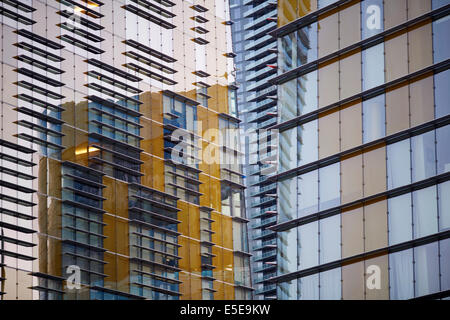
[{"xmin": 271, "ymin": 0, "xmax": 450, "ymax": 300}]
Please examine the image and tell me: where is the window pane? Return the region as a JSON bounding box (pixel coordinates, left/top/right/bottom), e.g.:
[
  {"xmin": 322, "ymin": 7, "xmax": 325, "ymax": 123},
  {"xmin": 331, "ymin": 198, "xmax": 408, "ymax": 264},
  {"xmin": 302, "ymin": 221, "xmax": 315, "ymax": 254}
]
[
  {"xmin": 363, "ymin": 94, "xmax": 385, "ymax": 143},
  {"xmin": 440, "ymin": 238, "xmax": 450, "ymax": 291},
  {"xmin": 298, "ymin": 222, "xmax": 318, "ymax": 270},
  {"xmin": 319, "ymin": 215, "xmax": 341, "ymax": 264},
  {"xmin": 318, "ymin": 0, "xmax": 339, "ymax": 8},
  {"xmin": 437, "ymin": 125, "xmax": 450, "ymax": 174},
  {"xmin": 298, "ymin": 71, "xmax": 318, "ymax": 115},
  {"xmin": 319, "ymin": 163, "xmax": 340, "ymax": 210},
  {"xmin": 386, "ymin": 84, "xmax": 409, "ymax": 135},
  {"xmin": 411, "ymin": 130, "xmax": 436, "ymax": 182},
  {"xmin": 361, "ymin": 0, "xmax": 384, "ymax": 39},
  {"xmin": 279, "ymin": 32, "xmax": 295, "ymax": 73},
  {"xmin": 435, "ymin": 69, "xmax": 450, "ymax": 119},
  {"xmin": 433, "ymin": 16, "xmax": 450, "ymax": 63},
  {"xmin": 342, "ymin": 261, "xmax": 364, "ymax": 300},
  {"xmin": 278, "ymin": 227, "xmax": 298, "ymax": 275},
  {"xmin": 414, "ymin": 242, "xmax": 440, "ymax": 297},
  {"xmin": 318, "ymin": 60, "xmax": 339, "ymax": 107},
  {"xmin": 389, "ymin": 249, "xmax": 414, "ymax": 300},
  {"xmin": 362, "ymin": 43, "xmax": 385, "ymax": 90},
  {"xmin": 297, "ymin": 120, "xmax": 318, "ymax": 166},
  {"xmin": 438, "ymin": 181, "xmax": 450, "ymax": 231},
  {"xmin": 387, "ymin": 139, "xmax": 411, "ymax": 189},
  {"xmin": 363, "ymin": 145, "xmax": 386, "ymax": 197},
  {"xmin": 364, "ymin": 199, "xmax": 388, "ymax": 251},
  {"xmin": 341, "ymin": 154, "xmax": 363, "ymax": 204},
  {"xmin": 318, "ymin": 109, "xmax": 340, "ymax": 159},
  {"xmin": 319, "ymin": 267, "xmax": 341, "ymax": 300},
  {"xmin": 413, "ymin": 186, "xmax": 438, "ymax": 238},
  {"xmin": 279, "ymin": 177, "xmax": 297, "ymax": 223},
  {"xmin": 388, "ymin": 193, "xmax": 413, "ymax": 245},
  {"xmin": 342, "ymin": 206, "xmax": 364, "ymax": 258},
  {"xmin": 340, "ymin": 101, "xmax": 362, "ymax": 151},
  {"xmin": 410, "ymin": 75, "xmax": 434, "ymax": 127},
  {"xmin": 298, "ymin": 273, "xmax": 319, "ymax": 300},
  {"xmin": 297, "ymin": 170, "xmax": 318, "ymax": 218},
  {"xmin": 297, "ymin": 22, "xmax": 317, "ymax": 66},
  {"xmin": 432, "ymin": 0, "xmax": 450, "ymax": 9},
  {"xmin": 318, "ymin": 12, "xmax": 338, "ymax": 58},
  {"xmin": 279, "ymin": 127, "xmax": 297, "ymax": 172},
  {"xmin": 408, "ymin": 22, "xmax": 433, "ymax": 73}
]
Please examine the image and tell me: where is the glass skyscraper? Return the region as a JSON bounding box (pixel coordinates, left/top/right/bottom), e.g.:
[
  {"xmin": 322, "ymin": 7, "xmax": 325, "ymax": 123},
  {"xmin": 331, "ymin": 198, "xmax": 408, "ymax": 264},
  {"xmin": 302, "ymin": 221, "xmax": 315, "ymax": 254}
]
[
  {"xmin": 0, "ymin": 0, "xmax": 252, "ymax": 300},
  {"xmin": 271, "ymin": 0, "xmax": 450, "ymax": 299}
]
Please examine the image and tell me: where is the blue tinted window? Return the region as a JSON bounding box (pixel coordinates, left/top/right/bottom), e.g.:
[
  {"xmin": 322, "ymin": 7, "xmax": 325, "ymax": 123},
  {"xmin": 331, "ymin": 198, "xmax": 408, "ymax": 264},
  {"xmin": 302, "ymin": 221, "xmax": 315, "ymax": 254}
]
[
  {"xmin": 388, "ymin": 193, "xmax": 412, "ymax": 245},
  {"xmin": 432, "ymin": 0, "xmax": 450, "ymax": 9},
  {"xmin": 298, "ymin": 222, "xmax": 318, "ymax": 270},
  {"xmin": 319, "ymin": 267, "xmax": 341, "ymax": 300},
  {"xmin": 387, "ymin": 139, "xmax": 411, "ymax": 189},
  {"xmin": 435, "ymin": 70, "xmax": 450, "ymax": 118},
  {"xmin": 436, "ymin": 125, "xmax": 450, "ymax": 174},
  {"xmin": 414, "ymin": 242, "xmax": 440, "ymax": 297},
  {"xmin": 389, "ymin": 249, "xmax": 414, "ymax": 300},
  {"xmin": 439, "ymin": 181, "xmax": 450, "ymax": 231},
  {"xmin": 412, "ymin": 186, "xmax": 438, "ymax": 238},
  {"xmin": 297, "ymin": 170, "xmax": 318, "ymax": 218},
  {"xmin": 362, "ymin": 43, "xmax": 385, "ymax": 90},
  {"xmin": 433, "ymin": 16, "xmax": 450, "ymax": 63},
  {"xmin": 319, "ymin": 215, "xmax": 341, "ymax": 264},
  {"xmin": 298, "ymin": 273, "xmax": 319, "ymax": 300},
  {"xmin": 411, "ymin": 130, "xmax": 436, "ymax": 182},
  {"xmin": 319, "ymin": 163, "xmax": 340, "ymax": 210},
  {"xmin": 297, "ymin": 120, "xmax": 318, "ymax": 166},
  {"xmin": 440, "ymin": 238, "xmax": 450, "ymax": 291}
]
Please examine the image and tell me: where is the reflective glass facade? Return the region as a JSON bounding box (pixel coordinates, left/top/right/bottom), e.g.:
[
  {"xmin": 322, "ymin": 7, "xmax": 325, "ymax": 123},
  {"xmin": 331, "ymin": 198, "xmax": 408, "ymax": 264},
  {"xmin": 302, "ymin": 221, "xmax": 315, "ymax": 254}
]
[
  {"xmin": 0, "ymin": 0, "xmax": 252, "ymax": 300},
  {"xmin": 230, "ymin": 0, "xmax": 277, "ymax": 300},
  {"xmin": 273, "ymin": 0, "xmax": 450, "ymax": 300}
]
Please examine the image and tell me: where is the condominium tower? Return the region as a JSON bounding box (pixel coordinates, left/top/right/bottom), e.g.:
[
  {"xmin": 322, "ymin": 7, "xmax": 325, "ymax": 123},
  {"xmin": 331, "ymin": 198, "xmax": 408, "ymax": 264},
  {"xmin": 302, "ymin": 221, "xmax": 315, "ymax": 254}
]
[{"xmin": 0, "ymin": 0, "xmax": 252, "ymax": 300}]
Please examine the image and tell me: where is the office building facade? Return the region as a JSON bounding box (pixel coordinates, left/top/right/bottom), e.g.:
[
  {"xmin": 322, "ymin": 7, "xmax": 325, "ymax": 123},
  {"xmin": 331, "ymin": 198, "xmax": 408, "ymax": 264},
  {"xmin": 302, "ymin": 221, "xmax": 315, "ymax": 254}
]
[
  {"xmin": 271, "ymin": 0, "xmax": 450, "ymax": 299},
  {"xmin": 0, "ymin": 0, "xmax": 252, "ymax": 300}
]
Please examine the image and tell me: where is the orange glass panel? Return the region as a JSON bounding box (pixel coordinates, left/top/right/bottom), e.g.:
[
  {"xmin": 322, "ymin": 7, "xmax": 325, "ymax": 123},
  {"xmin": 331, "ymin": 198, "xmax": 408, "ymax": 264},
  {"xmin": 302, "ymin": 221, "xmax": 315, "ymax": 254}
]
[
  {"xmin": 319, "ymin": 109, "xmax": 340, "ymax": 159},
  {"xmin": 318, "ymin": 9, "xmax": 339, "ymax": 58},
  {"xmin": 342, "ymin": 260, "xmax": 365, "ymax": 300},
  {"xmin": 341, "ymin": 153, "xmax": 363, "ymax": 204},
  {"xmin": 364, "ymin": 199, "xmax": 388, "ymax": 252},
  {"xmin": 222, "ymin": 215, "xmax": 233, "ymax": 250},
  {"xmin": 363, "ymin": 145, "xmax": 386, "ymax": 197},
  {"xmin": 189, "ymin": 239, "xmax": 201, "ymax": 276},
  {"xmin": 386, "ymin": 83, "xmax": 410, "ymax": 135},
  {"xmin": 384, "ymin": 0, "xmax": 407, "ymax": 29},
  {"xmin": 342, "ymin": 205, "xmax": 364, "ymax": 258},
  {"xmin": 407, "ymin": 0, "xmax": 431, "ymax": 20},
  {"xmin": 409, "ymin": 73, "xmax": 434, "ymax": 127},
  {"xmin": 408, "ymin": 21, "xmax": 433, "ymax": 73},
  {"xmin": 318, "ymin": 59, "xmax": 339, "ymax": 108},
  {"xmin": 339, "ymin": 0, "xmax": 360, "ymax": 49},
  {"xmin": 339, "ymin": 49, "xmax": 361, "ymax": 100},
  {"xmin": 340, "ymin": 100, "xmax": 362, "ymax": 152},
  {"xmin": 385, "ymin": 31, "xmax": 408, "ymax": 82}
]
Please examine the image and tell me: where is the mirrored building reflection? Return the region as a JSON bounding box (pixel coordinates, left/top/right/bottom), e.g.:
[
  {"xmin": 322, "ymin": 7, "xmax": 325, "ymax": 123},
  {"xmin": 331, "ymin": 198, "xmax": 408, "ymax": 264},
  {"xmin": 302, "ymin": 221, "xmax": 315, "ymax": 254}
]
[{"xmin": 0, "ymin": 0, "xmax": 252, "ymax": 300}]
